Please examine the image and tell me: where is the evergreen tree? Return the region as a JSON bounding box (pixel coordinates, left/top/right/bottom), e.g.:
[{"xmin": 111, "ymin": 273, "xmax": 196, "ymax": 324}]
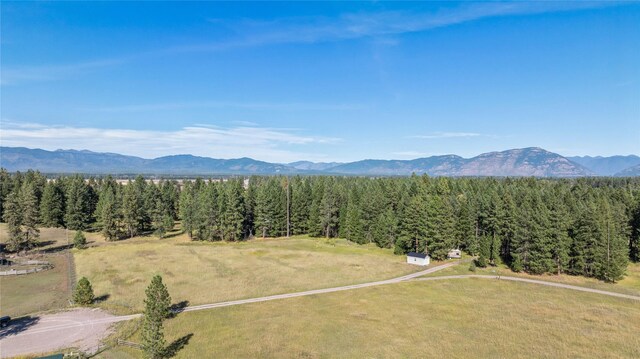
[
  {"xmin": 221, "ymin": 180, "xmax": 245, "ymax": 241},
  {"xmin": 98, "ymin": 184, "xmax": 121, "ymax": 241},
  {"xmin": 74, "ymin": 230, "xmax": 87, "ymax": 249},
  {"xmin": 0, "ymin": 168, "xmax": 13, "ymax": 221},
  {"xmin": 255, "ymin": 178, "xmax": 286, "ymax": 238},
  {"xmin": 73, "ymin": 277, "xmax": 95, "ymax": 305},
  {"xmin": 397, "ymin": 193, "xmax": 428, "ymax": 254},
  {"xmin": 64, "ymin": 175, "xmax": 92, "ymax": 230},
  {"xmin": 141, "ymin": 275, "xmax": 171, "ymax": 359},
  {"xmin": 319, "ymin": 178, "xmax": 341, "ymax": 238},
  {"xmin": 122, "ymin": 178, "xmax": 145, "ymax": 238},
  {"xmin": 20, "ymin": 183, "xmax": 40, "ymax": 250},
  {"xmin": 454, "ymin": 194, "xmax": 476, "ymax": 254},
  {"xmin": 3, "ymin": 190, "xmax": 24, "ymax": 252},
  {"xmin": 179, "ymin": 182, "xmax": 197, "ymax": 239},
  {"xmin": 290, "ymin": 177, "xmax": 311, "ymax": 235},
  {"xmin": 40, "ymin": 181, "xmax": 65, "ymax": 227},
  {"xmin": 425, "ymin": 194, "xmax": 456, "ymax": 260},
  {"xmin": 629, "ymin": 197, "xmax": 640, "ymax": 262}
]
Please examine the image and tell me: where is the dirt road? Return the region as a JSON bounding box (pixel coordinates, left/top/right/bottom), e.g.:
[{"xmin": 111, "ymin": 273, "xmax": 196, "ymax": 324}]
[
  {"xmin": 414, "ymin": 274, "xmax": 640, "ymax": 301},
  {"xmin": 0, "ymin": 308, "xmax": 139, "ymax": 358}
]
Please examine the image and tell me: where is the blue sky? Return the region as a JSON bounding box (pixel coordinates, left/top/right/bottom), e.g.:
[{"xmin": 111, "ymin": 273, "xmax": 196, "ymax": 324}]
[{"xmin": 1, "ymin": 1, "xmax": 639, "ymax": 162}]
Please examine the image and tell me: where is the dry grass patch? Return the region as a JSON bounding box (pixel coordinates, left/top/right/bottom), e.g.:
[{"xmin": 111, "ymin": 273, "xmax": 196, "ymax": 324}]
[
  {"xmin": 74, "ymin": 235, "xmax": 421, "ymax": 314},
  {"xmin": 102, "ymin": 278, "xmax": 640, "ymax": 358},
  {"xmin": 0, "ymin": 254, "xmax": 71, "ymax": 317},
  {"xmin": 428, "ymin": 261, "xmax": 640, "ymax": 297}
]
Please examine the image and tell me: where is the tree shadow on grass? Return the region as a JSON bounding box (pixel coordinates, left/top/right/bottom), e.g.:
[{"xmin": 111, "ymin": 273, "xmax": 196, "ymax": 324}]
[
  {"xmin": 164, "ymin": 333, "xmax": 193, "ymax": 358},
  {"xmin": 0, "ymin": 316, "xmax": 40, "ymax": 338},
  {"xmin": 94, "ymin": 294, "xmax": 110, "ymax": 303},
  {"xmin": 169, "ymin": 301, "xmax": 190, "ymax": 317}
]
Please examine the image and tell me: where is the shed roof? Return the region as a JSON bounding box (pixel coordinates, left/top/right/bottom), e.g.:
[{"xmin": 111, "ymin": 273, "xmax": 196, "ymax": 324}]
[{"xmin": 407, "ymin": 252, "xmax": 428, "ymax": 259}]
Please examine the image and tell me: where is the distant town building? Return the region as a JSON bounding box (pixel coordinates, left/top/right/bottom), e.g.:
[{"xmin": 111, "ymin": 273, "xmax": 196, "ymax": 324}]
[
  {"xmin": 447, "ymin": 249, "xmax": 462, "ymax": 259},
  {"xmin": 407, "ymin": 252, "xmax": 430, "ymax": 266}
]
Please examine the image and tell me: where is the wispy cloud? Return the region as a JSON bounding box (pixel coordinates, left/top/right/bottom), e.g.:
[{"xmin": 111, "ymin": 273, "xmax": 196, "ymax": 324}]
[
  {"xmin": 175, "ymin": 1, "xmax": 616, "ymax": 51},
  {"xmin": 1, "ymin": 58, "xmax": 126, "ymax": 86},
  {"xmin": 0, "ymin": 122, "xmax": 340, "ymax": 162},
  {"xmin": 79, "ymin": 101, "xmax": 366, "ymax": 113},
  {"xmin": 2, "ymin": 2, "xmax": 617, "ymax": 85},
  {"xmin": 411, "ymin": 132, "xmax": 484, "ymax": 139}
]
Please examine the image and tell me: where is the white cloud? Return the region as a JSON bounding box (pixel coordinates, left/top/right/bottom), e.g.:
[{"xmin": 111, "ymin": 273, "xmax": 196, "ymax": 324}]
[
  {"xmin": 0, "ymin": 122, "xmax": 340, "ymax": 162},
  {"xmin": 79, "ymin": 101, "xmax": 366, "ymax": 113}
]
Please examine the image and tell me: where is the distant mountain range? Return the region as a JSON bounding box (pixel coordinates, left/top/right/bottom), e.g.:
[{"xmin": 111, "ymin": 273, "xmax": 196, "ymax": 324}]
[
  {"xmin": 1, "ymin": 146, "xmax": 638, "ymax": 177},
  {"xmin": 567, "ymin": 155, "xmax": 640, "ymax": 176}
]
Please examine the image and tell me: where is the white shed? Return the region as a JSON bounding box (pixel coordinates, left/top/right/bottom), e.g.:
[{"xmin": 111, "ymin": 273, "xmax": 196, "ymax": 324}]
[{"xmin": 407, "ymin": 252, "xmax": 430, "ymax": 266}]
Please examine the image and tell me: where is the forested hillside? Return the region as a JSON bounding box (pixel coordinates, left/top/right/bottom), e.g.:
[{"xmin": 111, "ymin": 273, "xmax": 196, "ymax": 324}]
[{"xmin": 2, "ymin": 169, "xmax": 639, "ymax": 282}]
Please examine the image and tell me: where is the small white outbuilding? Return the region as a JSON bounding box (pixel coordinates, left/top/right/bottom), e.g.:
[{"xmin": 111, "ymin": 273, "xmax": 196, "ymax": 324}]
[
  {"xmin": 407, "ymin": 252, "xmax": 430, "ymax": 266},
  {"xmin": 447, "ymin": 249, "xmax": 462, "ymax": 259}
]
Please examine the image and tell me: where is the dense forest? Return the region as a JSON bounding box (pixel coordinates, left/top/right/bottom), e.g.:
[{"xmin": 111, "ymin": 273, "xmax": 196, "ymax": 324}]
[{"xmin": 1, "ymin": 169, "xmax": 639, "ymax": 282}]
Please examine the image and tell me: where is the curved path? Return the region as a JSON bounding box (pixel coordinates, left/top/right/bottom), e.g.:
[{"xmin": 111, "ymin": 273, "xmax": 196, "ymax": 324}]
[
  {"xmin": 3, "ymin": 261, "xmax": 639, "ymax": 358},
  {"xmin": 414, "ymin": 275, "xmax": 640, "ymax": 301}
]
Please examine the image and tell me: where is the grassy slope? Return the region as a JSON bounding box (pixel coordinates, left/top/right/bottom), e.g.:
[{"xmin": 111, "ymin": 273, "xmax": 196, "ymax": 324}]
[
  {"xmin": 74, "ymin": 234, "xmax": 422, "ymax": 314},
  {"xmin": 102, "ymin": 278, "xmax": 640, "ymax": 359},
  {"xmin": 426, "ymin": 261, "xmax": 640, "ymax": 297}
]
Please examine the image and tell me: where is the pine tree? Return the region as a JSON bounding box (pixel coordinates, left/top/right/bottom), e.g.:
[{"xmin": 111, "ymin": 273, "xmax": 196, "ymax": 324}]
[
  {"xmin": 397, "ymin": 193, "xmax": 428, "ymax": 254},
  {"xmin": 0, "ymin": 168, "xmax": 14, "ymax": 221},
  {"xmin": 3, "ymin": 190, "xmax": 24, "ymax": 252},
  {"xmin": 425, "ymin": 194, "xmax": 456, "ymax": 260},
  {"xmin": 179, "ymin": 182, "xmax": 197, "ymax": 239},
  {"xmin": 64, "ymin": 175, "xmax": 92, "ymax": 230},
  {"xmin": 290, "ymin": 177, "xmax": 311, "ymax": 235},
  {"xmin": 454, "ymin": 194, "xmax": 476, "ymax": 254},
  {"xmin": 307, "ymin": 178, "xmax": 325, "ymax": 237},
  {"xmin": 221, "ymin": 180, "xmax": 245, "ymax": 241},
  {"xmin": 98, "ymin": 183, "xmax": 121, "ymax": 241},
  {"xmin": 74, "ymin": 230, "xmax": 87, "ymax": 249},
  {"xmin": 319, "ymin": 178, "xmax": 341, "ymax": 238},
  {"xmin": 40, "ymin": 181, "xmax": 65, "ymax": 227},
  {"xmin": 372, "ymin": 207, "xmax": 398, "ymax": 248},
  {"xmin": 629, "ymin": 197, "xmax": 640, "ymax": 262},
  {"xmin": 20, "ymin": 183, "xmax": 40, "ymax": 250},
  {"xmin": 122, "ymin": 179, "xmax": 144, "ymax": 238},
  {"xmin": 255, "ymin": 178, "xmax": 286, "ymax": 238},
  {"xmin": 142, "ymin": 275, "xmax": 171, "ymax": 359},
  {"xmin": 73, "ymin": 277, "xmax": 95, "ymax": 305}
]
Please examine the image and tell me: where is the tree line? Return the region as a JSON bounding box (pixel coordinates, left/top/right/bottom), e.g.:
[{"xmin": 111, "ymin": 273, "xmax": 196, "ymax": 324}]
[{"xmin": 1, "ymin": 169, "xmax": 639, "ymax": 282}]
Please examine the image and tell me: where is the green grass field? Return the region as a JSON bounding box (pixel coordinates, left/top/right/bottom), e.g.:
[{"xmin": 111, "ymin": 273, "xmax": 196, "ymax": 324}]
[
  {"xmin": 74, "ymin": 234, "xmax": 423, "ymax": 314},
  {"xmin": 100, "ymin": 278, "xmax": 640, "ymax": 359}
]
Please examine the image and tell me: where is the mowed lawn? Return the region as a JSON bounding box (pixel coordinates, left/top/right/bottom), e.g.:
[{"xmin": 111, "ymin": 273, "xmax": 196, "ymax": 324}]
[
  {"xmin": 102, "ymin": 278, "xmax": 640, "ymax": 359},
  {"xmin": 74, "ymin": 235, "xmax": 422, "ymax": 314}
]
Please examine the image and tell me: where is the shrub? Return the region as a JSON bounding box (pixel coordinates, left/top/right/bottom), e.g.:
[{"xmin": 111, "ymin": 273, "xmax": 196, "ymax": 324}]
[
  {"xmin": 74, "ymin": 230, "xmax": 87, "ymax": 249},
  {"xmin": 73, "ymin": 277, "xmax": 95, "ymax": 305}
]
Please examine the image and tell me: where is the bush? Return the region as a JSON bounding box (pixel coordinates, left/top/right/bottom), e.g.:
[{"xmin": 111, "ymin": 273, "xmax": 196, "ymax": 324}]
[
  {"xmin": 73, "ymin": 277, "xmax": 95, "ymax": 305},
  {"xmin": 468, "ymin": 262, "xmax": 477, "ymax": 272},
  {"xmin": 74, "ymin": 230, "xmax": 87, "ymax": 249}
]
